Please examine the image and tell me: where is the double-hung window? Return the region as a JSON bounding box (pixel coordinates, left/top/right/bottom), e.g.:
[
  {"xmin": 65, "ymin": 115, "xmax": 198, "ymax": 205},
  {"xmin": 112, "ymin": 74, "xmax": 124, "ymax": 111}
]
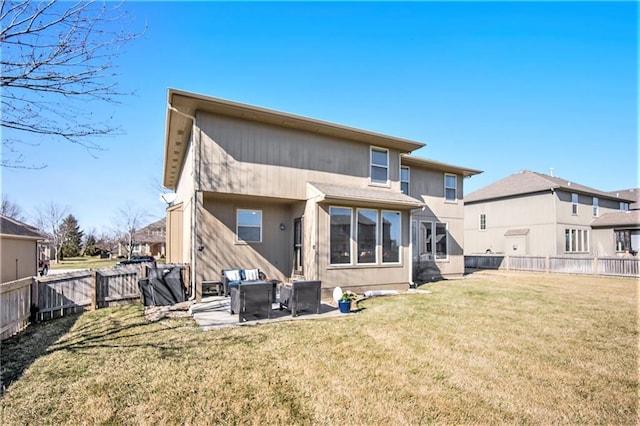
[
  {"xmin": 571, "ymin": 193, "xmax": 578, "ymax": 215},
  {"xmin": 620, "ymin": 202, "xmax": 630, "ymax": 211},
  {"xmin": 445, "ymin": 174, "xmax": 457, "ymax": 202},
  {"xmin": 479, "ymin": 213, "xmax": 487, "ymax": 231},
  {"xmin": 330, "ymin": 207, "xmax": 352, "ymax": 264},
  {"xmin": 370, "ymin": 147, "xmax": 389, "ymax": 185},
  {"xmin": 592, "ymin": 197, "xmax": 599, "ymax": 217},
  {"xmin": 400, "ymin": 167, "xmax": 410, "ymax": 195},
  {"xmin": 237, "ymin": 209, "xmax": 262, "ymax": 243}
]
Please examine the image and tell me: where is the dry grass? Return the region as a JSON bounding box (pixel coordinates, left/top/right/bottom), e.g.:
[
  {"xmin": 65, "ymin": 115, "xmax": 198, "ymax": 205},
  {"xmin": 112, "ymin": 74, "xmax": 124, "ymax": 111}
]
[{"xmin": 1, "ymin": 271, "xmax": 637, "ymax": 424}]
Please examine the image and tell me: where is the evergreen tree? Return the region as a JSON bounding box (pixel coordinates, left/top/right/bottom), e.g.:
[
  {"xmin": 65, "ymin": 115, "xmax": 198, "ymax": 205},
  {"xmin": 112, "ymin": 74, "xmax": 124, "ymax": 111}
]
[
  {"xmin": 60, "ymin": 214, "xmax": 84, "ymax": 258},
  {"xmin": 83, "ymin": 232, "xmax": 102, "ymax": 256}
]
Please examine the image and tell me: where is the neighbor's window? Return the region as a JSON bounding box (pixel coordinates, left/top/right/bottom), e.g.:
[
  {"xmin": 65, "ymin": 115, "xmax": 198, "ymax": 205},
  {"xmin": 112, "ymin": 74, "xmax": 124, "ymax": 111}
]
[
  {"xmin": 620, "ymin": 202, "xmax": 630, "ymax": 212},
  {"xmin": 330, "ymin": 207, "xmax": 352, "ymax": 264},
  {"xmin": 592, "ymin": 197, "xmax": 599, "ymax": 217},
  {"xmin": 571, "ymin": 193, "xmax": 578, "ymax": 215},
  {"xmin": 564, "ymin": 228, "xmax": 589, "ymax": 253},
  {"xmin": 370, "ymin": 147, "xmax": 389, "ymax": 184},
  {"xmin": 357, "ymin": 209, "xmax": 378, "ymax": 264},
  {"xmin": 615, "ymin": 230, "xmax": 631, "ymax": 252},
  {"xmin": 236, "ymin": 209, "xmax": 262, "ymax": 243},
  {"xmin": 382, "ymin": 211, "xmax": 401, "ymax": 263},
  {"xmin": 401, "ymin": 167, "xmax": 410, "ymax": 195},
  {"xmin": 435, "ymin": 222, "xmax": 448, "ymax": 260},
  {"xmin": 445, "ymin": 174, "xmax": 457, "ymax": 201},
  {"xmin": 480, "ymin": 213, "xmax": 487, "ymax": 231}
]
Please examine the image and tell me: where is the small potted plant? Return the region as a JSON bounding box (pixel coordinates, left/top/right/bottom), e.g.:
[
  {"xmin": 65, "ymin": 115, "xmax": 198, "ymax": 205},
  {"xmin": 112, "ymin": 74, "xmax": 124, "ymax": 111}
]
[{"xmin": 338, "ymin": 290, "xmax": 357, "ymax": 313}]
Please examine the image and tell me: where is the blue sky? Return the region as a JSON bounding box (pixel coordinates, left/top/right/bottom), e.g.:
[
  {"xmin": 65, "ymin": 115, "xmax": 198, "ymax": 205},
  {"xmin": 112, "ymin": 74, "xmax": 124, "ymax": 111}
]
[{"xmin": 2, "ymin": 1, "xmax": 637, "ymax": 233}]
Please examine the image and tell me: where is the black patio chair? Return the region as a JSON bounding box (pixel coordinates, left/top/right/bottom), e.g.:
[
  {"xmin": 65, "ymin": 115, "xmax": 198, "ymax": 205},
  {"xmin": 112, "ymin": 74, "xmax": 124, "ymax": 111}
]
[
  {"xmin": 279, "ymin": 280, "xmax": 321, "ymax": 317},
  {"xmin": 229, "ymin": 281, "xmax": 273, "ymax": 322}
]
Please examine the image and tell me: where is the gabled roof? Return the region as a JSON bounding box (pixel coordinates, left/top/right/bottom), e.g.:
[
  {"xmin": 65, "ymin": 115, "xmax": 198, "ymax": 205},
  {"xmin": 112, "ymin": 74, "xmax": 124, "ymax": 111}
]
[
  {"xmin": 0, "ymin": 215, "xmax": 45, "ymax": 240},
  {"xmin": 400, "ymin": 154, "xmax": 483, "ymax": 177},
  {"xmin": 164, "ymin": 88, "xmax": 426, "ymax": 189},
  {"xmin": 308, "ymin": 182, "xmax": 424, "ymax": 210},
  {"xmin": 133, "ymin": 218, "xmax": 166, "ymax": 244},
  {"xmin": 608, "ymin": 188, "xmax": 639, "ymax": 210},
  {"xmin": 465, "ymin": 170, "xmax": 636, "ymax": 204},
  {"xmin": 591, "ymin": 210, "xmax": 640, "ymax": 228}
]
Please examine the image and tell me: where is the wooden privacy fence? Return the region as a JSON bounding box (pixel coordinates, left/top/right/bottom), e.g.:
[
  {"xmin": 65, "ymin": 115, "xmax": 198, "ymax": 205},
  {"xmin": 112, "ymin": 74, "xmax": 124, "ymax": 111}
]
[
  {"xmin": 0, "ymin": 264, "xmax": 189, "ymax": 340},
  {"xmin": 465, "ymin": 255, "xmax": 640, "ymax": 278}
]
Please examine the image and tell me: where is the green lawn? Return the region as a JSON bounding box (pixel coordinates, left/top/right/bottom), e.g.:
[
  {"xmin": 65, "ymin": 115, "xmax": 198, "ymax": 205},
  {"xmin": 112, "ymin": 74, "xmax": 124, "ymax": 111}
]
[
  {"xmin": 49, "ymin": 256, "xmax": 119, "ymax": 270},
  {"xmin": 1, "ymin": 271, "xmax": 637, "ymax": 424}
]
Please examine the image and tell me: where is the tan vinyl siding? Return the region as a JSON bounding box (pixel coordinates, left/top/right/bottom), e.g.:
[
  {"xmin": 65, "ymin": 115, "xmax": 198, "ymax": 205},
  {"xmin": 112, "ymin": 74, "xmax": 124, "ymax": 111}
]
[
  {"xmin": 464, "ymin": 192, "xmax": 556, "ymax": 256},
  {"xmin": 197, "ymin": 113, "xmax": 402, "ymax": 199},
  {"xmin": 166, "ymin": 203, "xmax": 184, "ymax": 264},
  {"xmin": 196, "ymin": 195, "xmax": 294, "ymax": 286},
  {"xmin": 1, "ymin": 237, "xmax": 38, "ymax": 283}
]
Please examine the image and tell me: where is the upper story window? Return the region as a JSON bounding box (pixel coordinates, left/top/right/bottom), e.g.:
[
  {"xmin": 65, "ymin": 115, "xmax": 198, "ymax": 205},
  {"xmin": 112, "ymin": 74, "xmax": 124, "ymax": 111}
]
[
  {"xmin": 370, "ymin": 147, "xmax": 389, "ymax": 185},
  {"xmin": 571, "ymin": 193, "xmax": 578, "ymax": 215},
  {"xmin": 400, "ymin": 167, "xmax": 410, "ymax": 195},
  {"xmin": 479, "ymin": 213, "xmax": 487, "ymax": 230},
  {"xmin": 592, "ymin": 197, "xmax": 599, "ymax": 217},
  {"xmin": 236, "ymin": 209, "xmax": 262, "ymax": 243},
  {"xmin": 444, "ymin": 174, "xmax": 457, "ymax": 202},
  {"xmin": 620, "ymin": 202, "xmax": 630, "ymax": 211}
]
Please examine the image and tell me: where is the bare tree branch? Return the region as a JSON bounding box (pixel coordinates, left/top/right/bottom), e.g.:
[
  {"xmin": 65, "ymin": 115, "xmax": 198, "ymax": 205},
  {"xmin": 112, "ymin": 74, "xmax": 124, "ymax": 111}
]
[{"xmin": 0, "ymin": 0, "xmax": 144, "ymax": 168}]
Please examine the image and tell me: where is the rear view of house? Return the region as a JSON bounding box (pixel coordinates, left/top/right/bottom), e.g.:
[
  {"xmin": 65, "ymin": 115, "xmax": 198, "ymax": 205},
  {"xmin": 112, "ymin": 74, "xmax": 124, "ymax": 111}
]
[{"xmin": 163, "ymin": 89, "xmax": 480, "ymax": 301}]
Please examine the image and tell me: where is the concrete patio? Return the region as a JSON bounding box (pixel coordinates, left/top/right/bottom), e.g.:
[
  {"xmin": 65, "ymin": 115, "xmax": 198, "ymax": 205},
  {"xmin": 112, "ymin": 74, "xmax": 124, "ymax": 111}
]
[{"xmin": 189, "ymin": 295, "xmax": 346, "ymax": 331}]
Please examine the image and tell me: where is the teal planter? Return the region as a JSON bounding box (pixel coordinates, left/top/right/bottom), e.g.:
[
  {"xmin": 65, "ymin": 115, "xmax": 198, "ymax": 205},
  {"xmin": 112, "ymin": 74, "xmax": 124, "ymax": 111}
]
[{"xmin": 338, "ymin": 300, "xmax": 351, "ymax": 313}]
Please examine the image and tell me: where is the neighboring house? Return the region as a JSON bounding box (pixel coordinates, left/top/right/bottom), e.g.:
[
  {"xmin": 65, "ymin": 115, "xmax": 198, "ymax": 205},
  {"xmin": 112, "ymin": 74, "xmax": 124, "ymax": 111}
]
[
  {"xmin": 162, "ymin": 89, "xmax": 480, "ymax": 300},
  {"xmin": 463, "ymin": 170, "xmax": 637, "ymax": 257},
  {"xmin": 117, "ymin": 218, "xmax": 167, "ymax": 258},
  {"xmin": 133, "ymin": 218, "xmax": 166, "ymax": 258},
  {"xmin": 0, "ymin": 215, "xmax": 45, "ymax": 283},
  {"xmin": 591, "ymin": 188, "xmax": 640, "ymax": 256}
]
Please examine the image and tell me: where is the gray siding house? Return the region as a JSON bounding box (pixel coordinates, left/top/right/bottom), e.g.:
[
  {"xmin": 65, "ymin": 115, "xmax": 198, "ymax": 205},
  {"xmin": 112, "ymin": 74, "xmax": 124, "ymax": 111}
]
[
  {"xmin": 162, "ymin": 89, "xmax": 480, "ymax": 301},
  {"xmin": 464, "ymin": 171, "xmax": 637, "ymax": 257}
]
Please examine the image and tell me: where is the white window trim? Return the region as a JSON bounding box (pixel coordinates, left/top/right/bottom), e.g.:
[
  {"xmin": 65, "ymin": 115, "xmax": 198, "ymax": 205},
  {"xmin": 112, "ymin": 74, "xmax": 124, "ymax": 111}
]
[
  {"xmin": 236, "ymin": 209, "xmax": 262, "ymax": 243},
  {"xmin": 401, "ymin": 166, "xmax": 410, "ymax": 195},
  {"xmin": 356, "ymin": 208, "xmax": 378, "ymax": 265},
  {"xmin": 479, "ymin": 213, "xmax": 487, "ymax": 231},
  {"xmin": 564, "ymin": 228, "xmax": 590, "ymax": 253},
  {"xmin": 444, "ymin": 173, "xmax": 458, "ymax": 203},
  {"xmin": 370, "ymin": 146, "xmax": 390, "ymax": 187},
  {"xmin": 329, "ymin": 206, "xmax": 353, "ymax": 266},
  {"xmin": 381, "ymin": 210, "xmax": 402, "ymax": 264},
  {"xmin": 571, "ymin": 193, "xmax": 578, "ymax": 215}
]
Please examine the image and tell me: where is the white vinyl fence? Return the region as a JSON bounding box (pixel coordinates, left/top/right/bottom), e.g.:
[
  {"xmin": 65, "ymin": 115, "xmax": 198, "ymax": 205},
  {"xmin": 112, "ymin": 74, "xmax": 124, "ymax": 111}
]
[{"xmin": 465, "ymin": 255, "xmax": 639, "ymax": 278}]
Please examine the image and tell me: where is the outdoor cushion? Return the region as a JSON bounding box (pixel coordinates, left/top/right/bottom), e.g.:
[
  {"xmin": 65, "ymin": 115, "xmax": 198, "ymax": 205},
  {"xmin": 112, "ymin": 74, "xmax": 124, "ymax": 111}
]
[
  {"xmin": 244, "ymin": 268, "xmax": 260, "ymax": 281},
  {"xmin": 224, "ymin": 269, "xmax": 241, "ymax": 281}
]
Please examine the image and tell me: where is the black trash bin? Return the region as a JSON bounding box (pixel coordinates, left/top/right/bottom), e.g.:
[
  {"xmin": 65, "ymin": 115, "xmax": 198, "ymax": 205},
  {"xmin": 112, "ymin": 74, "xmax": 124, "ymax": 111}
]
[{"xmin": 138, "ymin": 277, "xmax": 155, "ymax": 306}]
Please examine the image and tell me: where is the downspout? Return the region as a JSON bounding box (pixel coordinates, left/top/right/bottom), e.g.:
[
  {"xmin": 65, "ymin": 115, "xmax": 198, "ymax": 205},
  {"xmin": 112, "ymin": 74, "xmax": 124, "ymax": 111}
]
[
  {"xmin": 551, "ymin": 188, "xmax": 557, "ymax": 256},
  {"xmin": 168, "ymin": 104, "xmax": 199, "ymax": 300}
]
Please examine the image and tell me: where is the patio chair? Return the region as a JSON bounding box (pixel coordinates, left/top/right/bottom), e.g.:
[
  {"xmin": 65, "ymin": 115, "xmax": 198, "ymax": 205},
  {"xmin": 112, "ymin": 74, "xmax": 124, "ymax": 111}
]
[
  {"xmin": 279, "ymin": 280, "xmax": 321, "ymax": 317},
  {"xmin": 230, "ymin": 281, "xmax": 273, "ymax": 322}
]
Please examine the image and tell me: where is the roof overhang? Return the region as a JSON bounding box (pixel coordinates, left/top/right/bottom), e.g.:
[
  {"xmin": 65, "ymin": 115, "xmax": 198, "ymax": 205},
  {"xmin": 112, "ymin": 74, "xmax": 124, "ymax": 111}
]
[
  {"xmin": 163, "ymin": 88, "xmax": 426, "ymax": 189},
  {"xmin": 308, "ymin": 182, "xmax": 425, "ymax": 210},
  {"xmin": 401, "ymin": 154, "xmax": 483, "ymax": 177}
]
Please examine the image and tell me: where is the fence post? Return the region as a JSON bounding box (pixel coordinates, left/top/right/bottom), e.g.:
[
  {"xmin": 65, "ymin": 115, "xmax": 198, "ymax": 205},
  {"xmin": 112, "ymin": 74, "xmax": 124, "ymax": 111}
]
[
  {"xmin": 90, "ymin": 270, "xmax": 97, "ymax": 310},
  {"xmin": 593, "ymin": 257, "xmax": 598, "ymax": 275},
  {"xmin": 505, "ymin": 256, "xmax": 510, "ymax": 271},
  {"xmin": 545, "ymin": 256, "xmax": 550, "ymax": 273}
]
